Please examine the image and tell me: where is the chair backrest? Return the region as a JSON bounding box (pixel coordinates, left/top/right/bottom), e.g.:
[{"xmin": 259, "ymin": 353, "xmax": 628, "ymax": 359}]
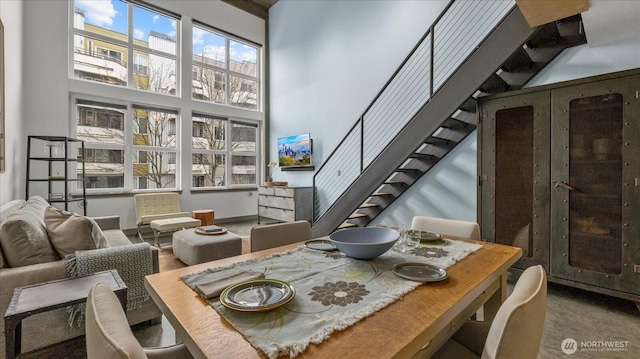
[
  {"xmin": 482, "ymin": 265, "xmax": 547, "ymax": 359},
  {"xmin": 134, "ymin": 193, "xmax": 182, "ymax": 224},
  {"xmin": 250, "ymin": 220, "xmax": 312, "ymax": 252},
  {"xmin": 86, "ymin": 283, "xmax": 147, "ymax": 359},
  {"xmin": 411, "ymin": 216, "xmax": 481, "ymax": 240}
]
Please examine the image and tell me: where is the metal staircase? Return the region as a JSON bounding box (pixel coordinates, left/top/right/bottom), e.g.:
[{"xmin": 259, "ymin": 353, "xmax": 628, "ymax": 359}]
[{"xmin": 311, "ymin": 1, "xmax": 587, "ymax": 237}]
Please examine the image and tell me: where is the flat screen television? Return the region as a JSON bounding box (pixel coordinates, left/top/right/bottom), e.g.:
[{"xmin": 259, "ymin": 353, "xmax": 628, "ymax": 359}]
[{"xmin": 277, "ymin": 133, "xmax": 312, "ymax": 168}]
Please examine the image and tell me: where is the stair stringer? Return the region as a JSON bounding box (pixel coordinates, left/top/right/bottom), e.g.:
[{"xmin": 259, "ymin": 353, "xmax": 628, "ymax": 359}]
[{"xmin": 311, "ymin": 7, "xmax": 536, "ymax": 237}]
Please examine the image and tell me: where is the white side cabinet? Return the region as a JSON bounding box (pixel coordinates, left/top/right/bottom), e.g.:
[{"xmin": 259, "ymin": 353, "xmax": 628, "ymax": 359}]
[{"xmin": 258, "ymin": 186, "xmax": 312, "ymax": 223}]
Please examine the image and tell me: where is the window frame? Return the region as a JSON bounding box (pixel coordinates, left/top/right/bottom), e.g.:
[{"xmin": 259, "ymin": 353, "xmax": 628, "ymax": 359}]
[
  {"xmin": 192, "ymin": 22, "xmax": 261, "ymax": 111},
  {"xmin": 69, "ymin": 1, "xmax": 265, "ymax": 195},
  {"xmin": 72, "ymin": 0, "xmax": 181, "ymax": 95},
  {"xmin": 191, "ymin": 114, "xmax": 259, "ymax": 190}
]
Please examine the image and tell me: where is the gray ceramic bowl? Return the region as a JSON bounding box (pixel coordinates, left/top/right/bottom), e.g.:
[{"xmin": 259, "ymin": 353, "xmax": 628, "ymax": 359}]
[{"xmin": 329, "ymin": 227, "xmax": 400, "ymax": 260}]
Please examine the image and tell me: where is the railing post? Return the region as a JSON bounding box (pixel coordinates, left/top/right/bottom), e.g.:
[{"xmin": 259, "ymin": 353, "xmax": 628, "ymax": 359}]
[{"xmin": 360, "ymin": 117, "xmax": 364, "ymax": 174}]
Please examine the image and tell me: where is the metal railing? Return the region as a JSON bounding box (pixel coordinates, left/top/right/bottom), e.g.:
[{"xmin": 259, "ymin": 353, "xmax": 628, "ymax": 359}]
[
  {"xmin": 74, "ymin": 47, "xmax": 128, "ymax": 68},
  {"xmin": 312, "ymin": 0, "xmax": 515, "ymax": 222}
]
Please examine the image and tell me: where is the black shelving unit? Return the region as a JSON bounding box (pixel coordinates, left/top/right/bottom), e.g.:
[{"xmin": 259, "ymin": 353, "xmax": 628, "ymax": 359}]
[{"xmin": 26, "ymin": 136, "xmax": 87, "ymax": 215}]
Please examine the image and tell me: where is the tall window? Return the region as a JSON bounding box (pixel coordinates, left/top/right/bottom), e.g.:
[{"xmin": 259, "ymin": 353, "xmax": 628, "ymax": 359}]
[
  {"xmin": 71, "ymin": 1, "xmax": 263, "ymax": 193},
  {"xmin": 132, "ymin": 105, "xmax": 178, "ymax": 189},
  {"xmin": 75, "ymin": 99, "xmax": 179, "ymax": 191},
  {"xmin": 192, "ymin": 23, "xmax": 260, "ymax": 110},
  {"xmin": 192, "ymin": 115, "xmax": 257, "ymax": 188},
  {"xmin": 73, "ymin": 0, "xmax": 179, "ymax": 95},
  {"xmin": 230, "ymin": 122, "xmax": 257, "ymax": 184},
  {"xmin": 75, "ymin": 99, "xmax": 126, "ymax": 190}
]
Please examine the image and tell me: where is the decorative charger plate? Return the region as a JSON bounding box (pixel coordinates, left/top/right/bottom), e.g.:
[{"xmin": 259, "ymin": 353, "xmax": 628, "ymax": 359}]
[
  {"xmin": 417, "ymin": 230, "xmax": 444, "ymax": 241},
  {"xmin": 220, "ymin": 279, "xmax": 296, "ymax": 312},
  {"xmin": 304, "ymin": 239, "xmax": 337, "ymax": 251},
  {"xmin": 392, "ymin": 262, "xmax": 448, "ymax": 282},
  {"xmin": 195, "ymin": 227, "xmax": 228, "ymax": 235}
]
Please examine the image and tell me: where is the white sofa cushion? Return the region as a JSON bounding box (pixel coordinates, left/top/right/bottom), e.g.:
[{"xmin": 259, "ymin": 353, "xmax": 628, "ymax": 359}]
[
  {"xmin": 45, "ymin": 206, "xmax": 109, "ymax": 258},
  {"xmin": 0, "ymin": 199, "xmax": 27, "ymax": 268},
  {"xmin": 0, "ymin": 208, "xmax": 58, "ymax": 268}
]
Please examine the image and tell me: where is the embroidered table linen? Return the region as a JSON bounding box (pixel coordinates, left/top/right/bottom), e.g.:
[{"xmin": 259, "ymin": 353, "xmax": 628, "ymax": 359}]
[{"xmin": 181, "ymin": 239, "xmax": 481, "ymax": 359}]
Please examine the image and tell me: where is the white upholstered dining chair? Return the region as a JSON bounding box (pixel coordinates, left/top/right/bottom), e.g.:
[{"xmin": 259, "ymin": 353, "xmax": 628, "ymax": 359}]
[
  {"xmin": 86, "ymin": 283, "xmax": 193, "ymax": 359},
  {"xmin": 431, "ymin": 265, "xmax": 547, "ymax": 359},
  {"xmin": 411, "ymin": 216, "xmax": 481, "ymax": 240},
  {"xmin": 250, "ymin": 220, "xmax": 312, "ymax": 252}
]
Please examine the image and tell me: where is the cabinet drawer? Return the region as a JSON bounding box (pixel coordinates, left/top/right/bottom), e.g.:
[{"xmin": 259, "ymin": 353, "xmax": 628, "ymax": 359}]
[
  {"xmin": 259, "ymin": 186, "xmax": 275, "ymax": 196},
  {"xmin": 258, "ymin": 206, "xmax": 295, "ymax": 222},
  {"xmin": 258, "ymin": 195, "xmax": 295, "ymax": 210},
  {"xmin": 274, "ymin": 187, "xmax": 294, "ymax": 197},
  {"xmin": 258, "ymin": 186, "xmax": 294, "ymax": 197}
]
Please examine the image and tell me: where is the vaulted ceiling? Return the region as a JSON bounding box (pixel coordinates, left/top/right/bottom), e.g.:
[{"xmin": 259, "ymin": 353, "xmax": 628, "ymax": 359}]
[{"xmin": 222, "ymin": 0, "xmax": 278, "ymax": 20}]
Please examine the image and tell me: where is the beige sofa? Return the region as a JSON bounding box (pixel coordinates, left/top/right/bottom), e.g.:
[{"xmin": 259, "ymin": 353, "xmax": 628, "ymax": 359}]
[{"xmin": 0, "ymin": 196, "xmax": 161, "ymax": 357}]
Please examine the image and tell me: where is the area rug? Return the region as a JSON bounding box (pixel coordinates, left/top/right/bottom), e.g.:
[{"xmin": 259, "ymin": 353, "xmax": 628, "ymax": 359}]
[{"xmin": 181, "ymin": 239, "xmax": 482, "ymax": 358}]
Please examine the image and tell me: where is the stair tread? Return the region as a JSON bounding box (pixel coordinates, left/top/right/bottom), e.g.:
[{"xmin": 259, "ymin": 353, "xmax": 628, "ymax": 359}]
[
  {"xmin": 396, "ymin": 168, "xmax": 421, "ymax": 173},
  {"xmin": 410, "ymin": 153, "xmax": 439, "ymax": 159},
  {"xmin": 317, "ymin": 11, "xmax": 587, "ymax": 233},
  {"xmin": 371, "ymin": 192, "xmax": 392, "ymax": 196},
  {"xmin": 358, "ymin": 203, "xmax": 380, "ymax": 208}
]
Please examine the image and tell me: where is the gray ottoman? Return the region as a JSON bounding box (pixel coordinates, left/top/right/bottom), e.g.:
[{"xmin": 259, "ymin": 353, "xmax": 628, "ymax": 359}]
[{"xmin": 172, "ymin": 228, "xmax": 242, "ymax": 266}]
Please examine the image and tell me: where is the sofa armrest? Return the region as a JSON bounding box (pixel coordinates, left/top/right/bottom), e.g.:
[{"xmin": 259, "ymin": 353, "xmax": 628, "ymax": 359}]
[
  {"xmin": 0, "ymin": 261, "xmax": 68, "ymax": 310},
  {"xmin": 93, "ymin": 215, "xmax": 121, "ymax": 231}
]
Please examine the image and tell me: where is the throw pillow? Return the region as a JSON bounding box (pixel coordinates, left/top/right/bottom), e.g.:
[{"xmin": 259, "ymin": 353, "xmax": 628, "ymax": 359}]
[
  {"xmin": 45, "ymin": 207, "xmax": 109, "ymax": 258},
  {"xmin": 0, "ymin": 211, "xmax": 59, "ymax": 267}
]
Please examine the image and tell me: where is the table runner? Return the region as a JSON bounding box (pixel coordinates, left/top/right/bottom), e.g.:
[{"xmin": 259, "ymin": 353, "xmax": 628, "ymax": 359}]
[{"xmin": 181, "ymin": 239, "xmax": 481, "ymax": 359}]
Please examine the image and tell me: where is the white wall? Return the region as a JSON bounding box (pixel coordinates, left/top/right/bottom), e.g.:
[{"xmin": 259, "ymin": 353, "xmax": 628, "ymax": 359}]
[
  {"xmin": 269, "ymin": 0, "xmax": 449, "ymax": 187},
  {"xmin": 269, "ymin": 0, "xmax": 640, "ymax": 227},
  {"xmin": 525, "ymin": 35, "xmax": 640, "ymax": 88},
  {"xmin": 5, "ymin": 0, "xmax": 639, "ymax": 229},
  {"xmin": 0, "ymin": 0, "xmax": 25, "ymax": 205},
  {"xmin": 4, "ymin": 0, "xmax": 265, "ymax": 230}
]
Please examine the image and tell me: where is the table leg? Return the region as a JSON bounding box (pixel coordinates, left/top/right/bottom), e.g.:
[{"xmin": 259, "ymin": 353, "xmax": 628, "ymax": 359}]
[
  {"xmin": 5, "ymin": 316, "xmax": 22, "ymax": 359},
  {"xmin": 115, "ymin": 289, "xmax": 128, "ymax": 312},
  {"xmin": 483, "ymin": 273, "xmax": 507, "ymax": 321},
  {"xmin": 152, "ymin": 229, "xmax": 163, "ymax": 251}
]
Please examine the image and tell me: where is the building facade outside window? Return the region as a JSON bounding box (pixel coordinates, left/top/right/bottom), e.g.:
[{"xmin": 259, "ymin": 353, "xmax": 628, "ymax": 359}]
[
  {"xmin": 191, "ymin": 114, "xmax": 257, "ymax": 188},
  {"xmin": 70, "ymin": 0, "xmax": 262, "ymax": 193},
  {"xmin": 192, "ymin": 22, "xmax": 259, "ymax": 110}
]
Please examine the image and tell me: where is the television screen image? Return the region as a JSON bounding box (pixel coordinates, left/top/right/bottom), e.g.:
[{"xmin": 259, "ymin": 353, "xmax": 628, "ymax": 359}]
[{"xmin": 278, "ymin": 133, "xmax": 312, "ymax": 168}]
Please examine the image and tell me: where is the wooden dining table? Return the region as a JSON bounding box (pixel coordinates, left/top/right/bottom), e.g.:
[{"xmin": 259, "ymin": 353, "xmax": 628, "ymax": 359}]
[{"xmin": 144, "ymin": 236, "xmax": 521, "ymax": 359}]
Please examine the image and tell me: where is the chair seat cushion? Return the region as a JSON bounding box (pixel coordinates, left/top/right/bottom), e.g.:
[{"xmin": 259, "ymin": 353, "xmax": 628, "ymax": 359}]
[
  {"xmin": 139, "ymin": 212, "xmax": 190, "ymax": 225},
  {"xmin": 150, "ymin": 217, "xmax": 200, "ymax": 232}
]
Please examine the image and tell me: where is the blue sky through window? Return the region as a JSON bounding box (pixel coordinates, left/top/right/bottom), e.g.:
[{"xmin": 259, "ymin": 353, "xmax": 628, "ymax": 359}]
[
  {"xmin": 75, "ymin": 0, "xmax": 176, "ymax": 41},
  {"xmin": 193, "ymin": 26, "xmax": 226, "ymax": 62},
  {"xmin": 75, "ymin": 0, "xmax": 257, "ymax": 67}
]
